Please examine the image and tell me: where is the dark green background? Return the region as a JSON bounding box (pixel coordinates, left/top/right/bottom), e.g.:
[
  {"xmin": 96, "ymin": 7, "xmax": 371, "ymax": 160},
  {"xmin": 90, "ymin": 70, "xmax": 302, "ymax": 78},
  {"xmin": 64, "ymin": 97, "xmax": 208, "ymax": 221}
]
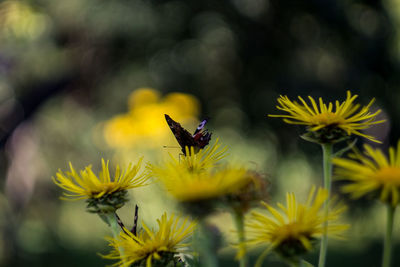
[{"xmin": 0, "ymin": 0, "xmax": 398, "ymax": 266}]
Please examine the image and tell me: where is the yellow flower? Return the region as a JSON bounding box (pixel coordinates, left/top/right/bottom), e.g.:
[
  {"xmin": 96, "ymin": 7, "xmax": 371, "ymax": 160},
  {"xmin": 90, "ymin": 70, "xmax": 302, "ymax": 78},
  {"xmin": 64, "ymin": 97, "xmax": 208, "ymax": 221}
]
[
  {"xmin": 333, "ymin": 140, "xmax": 400, "ymax": 207},
  {"xmin": 102, "ymin": 88, "xmax": 200, "ymax": 148},
  {"xmin": 245, "ymin": 187, "xmax": 348, "ymax": 266},
  {"xmin": 103, "ymin": 213, "xmax": 196, "ymax": 267},
  {"xmin": 159, "ymin": 166, "xmax": 252, "ymax": 202},
  {"xmin": 269, "ymin": 91, "xmax": 384, "ymax": 143},
  {"xmin": 53, "ymin": 158, "xmax": 148, "ymax": 212},
  {"xmin": 158, "ymin": 138, "xmax": 227, "ymax": 174},
  {"xmin": 148, "ymin": 140, "xmax": 252, "ymax": 203}
]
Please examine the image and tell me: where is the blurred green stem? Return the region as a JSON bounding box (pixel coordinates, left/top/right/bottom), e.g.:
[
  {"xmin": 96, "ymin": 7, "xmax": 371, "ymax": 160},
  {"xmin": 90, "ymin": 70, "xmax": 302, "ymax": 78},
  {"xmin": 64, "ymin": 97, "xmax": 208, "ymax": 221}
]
[
  {"xmin": 233, "ymin": 208, "xmax": 248, "ymax": 267},
  {"xmin": 103, "ymin": 213, "xmax": 125, "ymax": 263},
  {"xmin": 195, "ymin": 220, "xmax": 218, "ymax": 267},
  {"xmin": 288, "ymin": 259, "xmax": 307, "ymax": 267},
  {"xmin": 318, "ymin": 143, "xmax": 333, "ymax": 267},
  {"xmin": 382, "ymin": 205, "xmax": 396, "ymax": 267}
]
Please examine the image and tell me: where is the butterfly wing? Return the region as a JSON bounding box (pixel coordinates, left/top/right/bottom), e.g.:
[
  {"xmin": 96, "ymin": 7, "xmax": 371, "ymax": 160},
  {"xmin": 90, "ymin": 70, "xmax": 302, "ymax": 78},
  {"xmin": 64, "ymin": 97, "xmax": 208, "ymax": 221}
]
[
  {"xmin": 193, "ymin": 131, "xmax": 212, "ymax": 148},
  {"xmin": 192, "ymin": 118, "xmax": 212, "ymax": 149},
  {"xmin": 193, "ymin": 118, "xmax": 208, "ymax": 136},
  {"xmin": 165, "ymin": 114, "xmax": 197, "ymax": 155}
]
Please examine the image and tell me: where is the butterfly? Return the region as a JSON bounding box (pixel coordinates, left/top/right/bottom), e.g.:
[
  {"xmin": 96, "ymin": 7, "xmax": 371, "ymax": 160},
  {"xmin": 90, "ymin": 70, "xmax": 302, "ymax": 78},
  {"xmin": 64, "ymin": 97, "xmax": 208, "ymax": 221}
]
[{"xmin": 165, "ymin": 114, "xmax": 212, "ymax": 155}]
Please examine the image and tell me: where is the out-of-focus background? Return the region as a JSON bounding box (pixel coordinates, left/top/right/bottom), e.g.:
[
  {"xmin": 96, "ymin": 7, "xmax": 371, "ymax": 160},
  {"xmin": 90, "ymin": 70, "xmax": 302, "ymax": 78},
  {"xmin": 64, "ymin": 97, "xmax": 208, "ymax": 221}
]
[{"xmin": 0, "ymin": 0, "xmax": 399, "ymax": 266}]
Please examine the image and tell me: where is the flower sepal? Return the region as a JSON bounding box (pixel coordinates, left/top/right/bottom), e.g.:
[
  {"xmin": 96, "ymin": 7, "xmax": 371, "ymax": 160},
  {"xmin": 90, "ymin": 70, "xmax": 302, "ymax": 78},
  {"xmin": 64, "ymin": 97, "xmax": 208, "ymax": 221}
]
[
  {"xmin": 224, "ymin": 171, "xmax": 269, "ymax": 213},
  {"xmin": 300, "ymin": 127, "xmax": 350, "ymax": 144},
  {"xmin": 86, "ymin": 190, "xmax": 129, "ymax": 214},
  {"xmin": 180, "ymin": 199, "xmax": 218, "ymax": 218},
  {"xmin": 275, "ymin": 237, "xmax": 318, "ymax": 261},
  {"xmin": 135, "ymin": 252, "xmax": 184, "ymax": 267}
]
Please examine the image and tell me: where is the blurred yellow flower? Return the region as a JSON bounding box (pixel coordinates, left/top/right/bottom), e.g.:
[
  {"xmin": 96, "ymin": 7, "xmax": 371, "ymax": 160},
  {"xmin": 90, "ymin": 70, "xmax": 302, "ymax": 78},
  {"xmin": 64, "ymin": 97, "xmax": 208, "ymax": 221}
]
[
  {"xmin": 159, "ymin": 138, "xmax": 227, "ymax": 174},
  {"xmin": 53, "ymin": 158, "xmax": 148, "ymax": 212},
  {"xmin": 103, "ymin": 88, "xmax": 200, "ymax": 149},
  {"xmin": 245, "ymin": 187, "xmax": 348, "ymax": 266},
  {"xmin": 333, "ymin": 140, "xmax": 400, "ymax": 207},
  {"xmin": 103, "ymin": 213, "xmax": 196, "ymax": 267},
  {"xmin": 269, "ymin": 91, "xmax": 384, "ymax": 143},
  {"xmin": 128, "ymin": 88, "xmax": 161, "ymax": 109},
  {"xmin": 148, "ymin": 140, "xmax": 252, "ymax": 203},
  {"xmin": 159, "ymin": 166, "xmax": 252, "ymax": 202}
]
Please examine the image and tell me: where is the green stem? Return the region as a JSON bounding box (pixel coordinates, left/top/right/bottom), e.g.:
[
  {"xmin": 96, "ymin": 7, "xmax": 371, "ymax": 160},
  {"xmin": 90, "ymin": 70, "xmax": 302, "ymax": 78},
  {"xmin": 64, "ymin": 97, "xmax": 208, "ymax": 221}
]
[
  {"xmin": 287, "ymin": 258, "xmax": 306, "ymax": 267},
  {"xmin": 194, "ymin": 220, "xmax": 218, "ymax": 267},
  {"xmin": 103, "ymin": 213, "xmax": 125, "ymax": 263},
  {"xmin": 382, "ymin": 205, "xmax": 396, "ymax": 267},
  {"xmin": 233, "ymin": 209, "xmax": 248, "ymax": 267},
  {"xmin": 318, "ymin": 143, "xmax": 333, "ymax": 267}
]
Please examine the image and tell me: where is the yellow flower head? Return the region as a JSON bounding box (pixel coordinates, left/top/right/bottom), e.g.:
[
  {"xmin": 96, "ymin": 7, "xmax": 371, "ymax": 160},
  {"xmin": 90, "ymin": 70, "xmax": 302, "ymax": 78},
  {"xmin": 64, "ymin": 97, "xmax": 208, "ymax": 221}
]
[
  {"xmin": 148, "ymin": 140, "xmax": 254, "ymax": 216},
  {"xmin": 269, "ymin": 91, "xmax": 384, "ymax": 143},
  {"xmin": 102, "ymin": 88, "xmax": 200, "ymax": 148},
  {"xmin": 103, "ymin": 213, "xmax": 196, "ymax": 267},
  {"xmin": 333, "ymin": 140, "xmax": 400, "ymax": 207},
  {"xmin": 159, "ymin": 166, "xmax": 252, "ymax": 203},
  {"xmin": 53, "ymin": 158, "xmax": 148, "ymax": 212},
  {"xmin": 163, "ymin": 138, "xmax": 227, "ymax": 174},
  {"xmin": 245, "ymin": 187, "xmax": 348, "ymax": 266}
]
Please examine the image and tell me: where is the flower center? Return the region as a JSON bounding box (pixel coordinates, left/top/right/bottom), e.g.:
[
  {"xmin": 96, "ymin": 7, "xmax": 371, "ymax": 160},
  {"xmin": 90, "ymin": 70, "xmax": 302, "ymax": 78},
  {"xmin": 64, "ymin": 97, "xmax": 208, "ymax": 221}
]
[
  {"xmin": 311, "ymin": 112, "xmax": 345, "ymax": 126},
  {"xmin": 374, "ymin": 167, "xmax": 400, "ymax": 185}
]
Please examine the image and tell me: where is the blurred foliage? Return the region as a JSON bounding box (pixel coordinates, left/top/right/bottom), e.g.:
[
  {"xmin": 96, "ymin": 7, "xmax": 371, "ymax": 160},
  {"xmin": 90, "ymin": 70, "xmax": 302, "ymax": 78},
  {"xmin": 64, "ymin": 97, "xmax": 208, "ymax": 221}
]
[{"xmin": 0, "ymin": 0, "xmax": 399, "ymax": 266}]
